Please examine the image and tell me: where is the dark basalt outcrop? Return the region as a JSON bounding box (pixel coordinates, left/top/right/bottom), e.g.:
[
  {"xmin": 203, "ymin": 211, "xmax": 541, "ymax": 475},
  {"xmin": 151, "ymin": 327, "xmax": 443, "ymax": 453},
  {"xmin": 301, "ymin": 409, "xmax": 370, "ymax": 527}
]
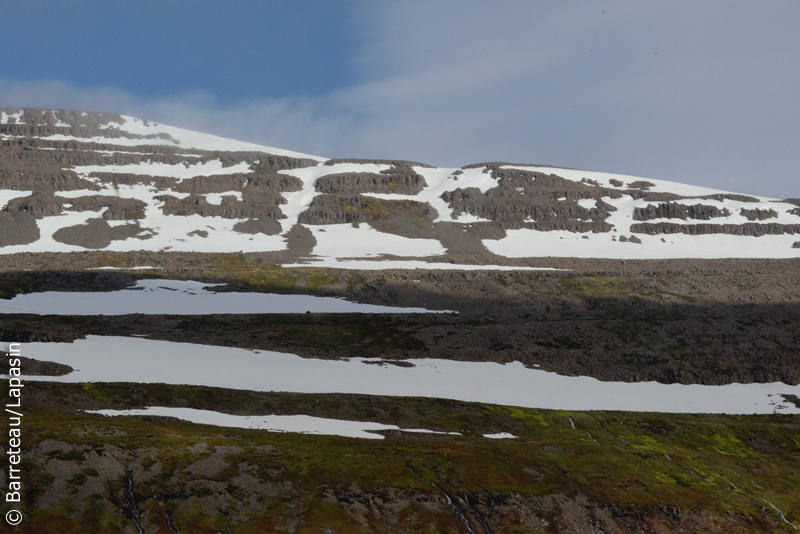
[
  {"xmin": 200, "ymin": 151, "xmax": 318, "ymax": 171},
  {"xmin": 626, "ymin": 191, "xmax": 761, "ymax": 203},
  {"xmin": 1, "ymin": 107, "xmax": 176, "ymax": 143},
  {"xmin": 232, "ymin": 218, "xmax": 282, "ymax": 236},
  {"xmin": 627, "ymin": 191, "xmax": 684, "ymax": 202},
  {"xmin": 52, "ymin": 218, "xmax": 151, "ymax": 249},
  {"xmin": 3, "ymin": 193, "xmax": 147, "ymax": 220},
  {"xmin": 3, "ymin": 106, "xmax": 125, "ymax": 133},
  {"xmin": 175, "ymin": 173, "xmax": 303, "ymax": 195},
  {"xmin": 315, "ymin": 165, "xmax": 427, "ymax": 195},
  {"xmin": 0, "ymin": 150, "xmax": 97, "ymax": 191},
  {"xmin": 633, "ymin": 202, "xmax": 731, "ymax": 221},
  {"xmin": 155, "ymin": 194, "xmax": 286, "ymax": 220},
  {"xmin": 64, "ymin": 196, "xmax": 147, "ymax": 220},
  {"xmin": 2, "ymin": 106, "xmax": 124, "ymax": 126},
  {"xmin": 441, "ymin": 167, "xmax": 618, "ymax": 232},
  {"xmin": 0, "ymin": 212, "xmax": 39, "ymax": 246},
  {"xmin": 1, "ymin": 107, "xmax": 320, "ymax": 174},
  {"xmin": 618, "ymin": 235, "xmax": 642, "ymax": 243},
  {"xmin": 1, "ymin": 122, "xmax": 174, "ymax": 143},
  {"xmin": 631, "ymin": 222, "xmax": 800, "ymax": 236},
  {"xmin": 299, "ymin": 194, "xmax": 437, "ymax": 226},
  {"xmin": 7, "ymin": 142, "xmax": 189, "ymax": 167},
  {"xmin": 430, "ymin": 221, "xmax": 507, "ymax": 255},
  {"xmin": 3, "ymin": 191, "xmax": 64, "ymax": 218},
  {"xmin": 79, "ymin": 172, "xmax": 179, "ymax": 189},
  {"xmin": 627, "ymin": 180, "xmax": 656, "ymax": 190},
  {"xmin": 740, "ymin": 207, "xmax": 778, "ymax": 220},
  {"xmin": 698, "ymin": 193, "xmax": 760, "ymax": 203},
  {"xmin": 283, "ymin": 223, "xmax": 317, "ymax": 255}
]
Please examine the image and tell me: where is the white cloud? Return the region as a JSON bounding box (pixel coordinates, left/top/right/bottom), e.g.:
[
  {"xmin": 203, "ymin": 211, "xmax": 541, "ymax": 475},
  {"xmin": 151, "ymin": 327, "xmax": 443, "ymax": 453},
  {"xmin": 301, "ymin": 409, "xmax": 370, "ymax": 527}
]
[{"xmin": 1, "ymin": 1, "xmax": 799, "ymax": 198}]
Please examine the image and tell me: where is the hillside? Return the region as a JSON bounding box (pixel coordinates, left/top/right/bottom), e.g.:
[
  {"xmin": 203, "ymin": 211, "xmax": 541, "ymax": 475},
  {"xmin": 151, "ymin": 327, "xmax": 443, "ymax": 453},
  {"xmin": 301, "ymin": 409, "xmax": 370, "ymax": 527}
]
[
  {"xmin": 1, "ymin": 108, "xmax": 799, "ymax": 533},
  {"xmin": 2, "ymin": 107, "xmax": 799, "ymax": 264}
]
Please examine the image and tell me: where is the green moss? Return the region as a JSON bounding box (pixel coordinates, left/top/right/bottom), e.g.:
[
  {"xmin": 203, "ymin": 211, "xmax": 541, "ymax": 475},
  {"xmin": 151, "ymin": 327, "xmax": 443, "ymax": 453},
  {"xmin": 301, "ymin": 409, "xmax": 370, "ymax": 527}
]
[
  {"xmin": 81, "ymin": 383, "xmax": 109, "ymax": 403},
  {"xmin": 0, "ymin": 271, "xmax": 40, "ymax": 299},
  {"xmin": 15, "ymin": 382, "xmax": 800, "ymax": 531}
]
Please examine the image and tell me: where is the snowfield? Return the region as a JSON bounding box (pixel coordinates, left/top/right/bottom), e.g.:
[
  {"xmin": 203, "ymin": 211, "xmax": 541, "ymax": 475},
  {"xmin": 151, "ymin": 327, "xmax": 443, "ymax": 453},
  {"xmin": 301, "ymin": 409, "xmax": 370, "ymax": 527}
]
[
  {"xmin": 0, "ymin": 279, "xmax": 447, "ymax": 315},
  {"xmin": 88, "ymin": 407, "xmax": 461, "ymax": 440},
  {"xmin": 2, "ymin": 112, "xmax": 799, "ymax": 261},
  {"xmin": 9, "ymin": 336, "xmax": 800, "ymax": 415}
]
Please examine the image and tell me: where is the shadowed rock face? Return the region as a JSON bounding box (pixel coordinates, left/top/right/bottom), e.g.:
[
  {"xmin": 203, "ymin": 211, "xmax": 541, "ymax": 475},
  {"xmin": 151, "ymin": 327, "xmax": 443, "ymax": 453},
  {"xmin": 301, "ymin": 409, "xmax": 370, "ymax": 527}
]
[
  {"xmin": 633, "ymin": 202, "xmax": 731, "ymax": 221},
  {"xmin": 52, "ymin": 219, "xmax": 151, "ymax": 249},
  {"xmin": 631, "ymin": 222, "xmax": 800, "ymax": 236}
]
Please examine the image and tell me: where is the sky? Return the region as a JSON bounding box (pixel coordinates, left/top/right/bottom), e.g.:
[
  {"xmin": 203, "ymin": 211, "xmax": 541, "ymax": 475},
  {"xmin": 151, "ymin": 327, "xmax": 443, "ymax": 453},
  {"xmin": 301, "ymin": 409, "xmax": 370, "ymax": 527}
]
[{"xmin": 1, "ymin": 0, "xmax": 799, "ymax": 198}]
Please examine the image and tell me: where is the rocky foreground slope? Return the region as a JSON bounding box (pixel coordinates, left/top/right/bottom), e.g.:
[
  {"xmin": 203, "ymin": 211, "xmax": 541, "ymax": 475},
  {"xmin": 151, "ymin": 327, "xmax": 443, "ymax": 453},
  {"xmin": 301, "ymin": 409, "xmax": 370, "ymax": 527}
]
[{"xmin": 2, "ymin": 107, "xmax": 800, "ymax": 262}]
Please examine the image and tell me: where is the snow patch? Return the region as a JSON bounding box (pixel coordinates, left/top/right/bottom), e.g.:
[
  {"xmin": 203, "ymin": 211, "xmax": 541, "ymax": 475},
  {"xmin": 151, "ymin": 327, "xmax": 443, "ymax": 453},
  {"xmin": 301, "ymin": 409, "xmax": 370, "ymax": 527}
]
[
  {"xmin": 87, "ymin": 406, "xmax": 453, "ymax": 440},
  {"xmin": 72, "ymin": 160, "xmax": 254, "ymax": 181},
  {"xmin": 14, "ymin": 336, "xmax": 800, "ymax": 415},
  {"xmin": 0, "ymin": 279, "xmax": 446, "ymax": 315}
]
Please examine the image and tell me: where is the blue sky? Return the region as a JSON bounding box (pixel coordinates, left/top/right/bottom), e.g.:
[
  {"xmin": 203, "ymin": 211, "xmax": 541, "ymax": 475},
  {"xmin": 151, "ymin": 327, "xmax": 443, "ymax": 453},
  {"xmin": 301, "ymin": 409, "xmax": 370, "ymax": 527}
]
[
  {"xmin": 0, "ymin": 1, "xmax": 361, "ymax": 101},
  {"xmin": 1, "ymin": 1, "xmax": 799, "ymax": 198}
]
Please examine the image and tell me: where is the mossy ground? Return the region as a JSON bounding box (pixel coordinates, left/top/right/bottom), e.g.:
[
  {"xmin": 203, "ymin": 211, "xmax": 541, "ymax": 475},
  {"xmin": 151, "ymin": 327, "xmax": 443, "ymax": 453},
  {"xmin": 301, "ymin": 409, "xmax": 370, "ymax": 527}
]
[{"xmin": 5, "ymin": 382, "xmax": 800, "ymax": 532}]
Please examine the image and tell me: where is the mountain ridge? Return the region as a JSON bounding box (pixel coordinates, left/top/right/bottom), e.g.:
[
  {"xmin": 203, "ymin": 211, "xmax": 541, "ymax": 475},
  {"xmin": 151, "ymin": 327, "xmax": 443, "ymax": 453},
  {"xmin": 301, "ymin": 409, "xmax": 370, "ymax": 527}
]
[{"xmin": 2, "ymin": 106, "xmax": 799, "ymax": 263}]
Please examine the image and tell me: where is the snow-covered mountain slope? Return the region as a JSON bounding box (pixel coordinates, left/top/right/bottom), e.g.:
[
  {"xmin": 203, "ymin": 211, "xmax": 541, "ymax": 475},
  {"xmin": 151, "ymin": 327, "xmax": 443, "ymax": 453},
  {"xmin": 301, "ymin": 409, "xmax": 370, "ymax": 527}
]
[{"xmin": 2, "ymin": 107, "xmax": 799, "ymax": 262}]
